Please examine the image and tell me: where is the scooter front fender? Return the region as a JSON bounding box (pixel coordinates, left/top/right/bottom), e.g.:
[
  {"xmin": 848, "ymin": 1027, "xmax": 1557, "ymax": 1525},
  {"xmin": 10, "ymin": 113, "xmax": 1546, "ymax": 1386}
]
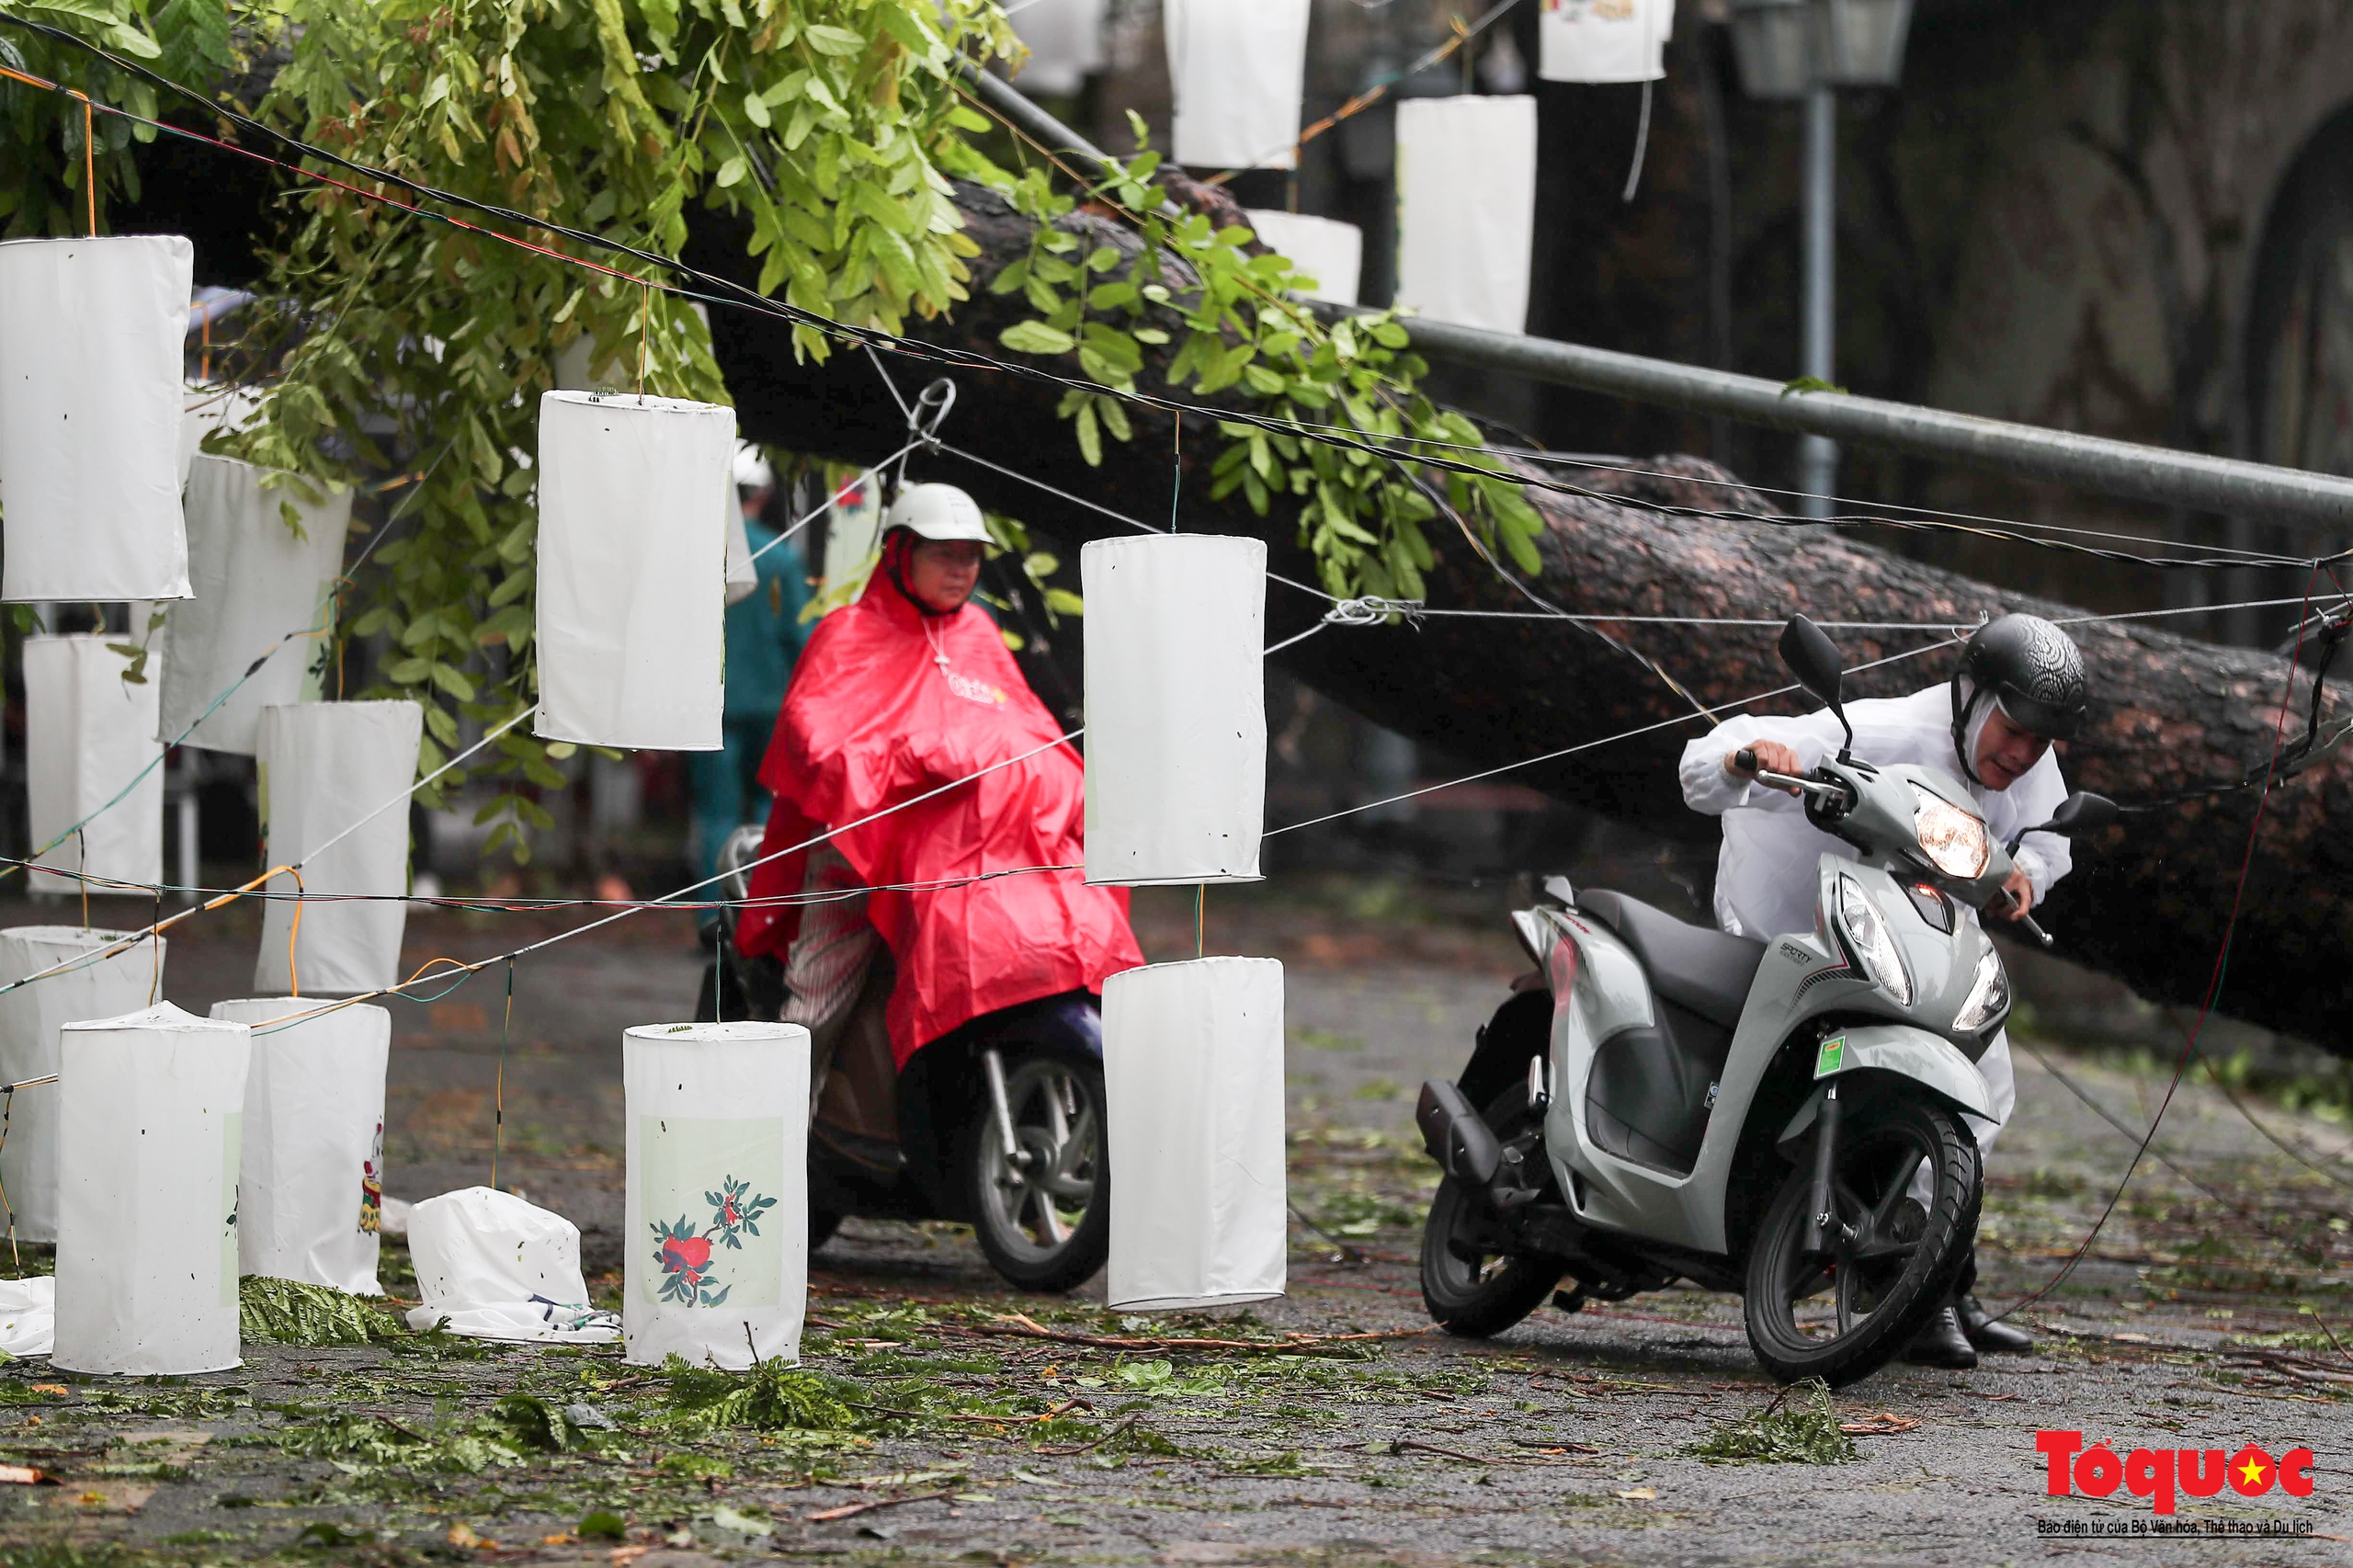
[{"xmin": 1777, "ymin": 1022, "xmax": 1995, "ymax": 1145}]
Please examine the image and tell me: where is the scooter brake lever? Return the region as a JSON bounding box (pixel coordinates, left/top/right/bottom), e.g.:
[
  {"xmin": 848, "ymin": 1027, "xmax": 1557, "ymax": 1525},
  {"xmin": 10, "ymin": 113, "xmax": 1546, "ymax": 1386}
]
[{"xmin": 2009, "ymin": 903, "xmax": 2054, "ymax": 949}]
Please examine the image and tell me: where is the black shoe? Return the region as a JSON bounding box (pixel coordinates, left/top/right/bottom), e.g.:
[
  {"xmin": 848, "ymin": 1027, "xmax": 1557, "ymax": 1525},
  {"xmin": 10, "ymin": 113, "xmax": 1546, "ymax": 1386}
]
[
  {"xmin": 1955, "ymin": 1292, "xmax": 2033, "ymax": 1355},
  {"xmin": 1904, "ymin": 1304, "xmax": 1978, "ymax": 1369}
]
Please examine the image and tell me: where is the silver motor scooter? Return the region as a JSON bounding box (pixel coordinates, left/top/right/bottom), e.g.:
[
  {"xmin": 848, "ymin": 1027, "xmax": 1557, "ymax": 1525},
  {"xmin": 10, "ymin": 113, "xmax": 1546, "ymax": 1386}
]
[{"xmin": 1415, "ymin": 616, "xmax": 2118, "ymax": 1385}]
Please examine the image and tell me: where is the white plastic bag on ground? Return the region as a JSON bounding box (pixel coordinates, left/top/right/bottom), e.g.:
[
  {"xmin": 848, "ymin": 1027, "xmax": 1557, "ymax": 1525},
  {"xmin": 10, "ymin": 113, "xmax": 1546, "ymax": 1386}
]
[
  {"xmin": 1395, "ymin": 96, "xmax": 1539, "ymax": 335},
  {"xmin": 623, "ymin": 1021, "xmax": 811, "ymax": 1368},
  {"xmin": 24, "ymin": 635, "xmax": 165, "ymax": 896},
  {"xmin": 1165, "ymin": 0, "xmax": 1312, "ymax": 170},
  {"xmin": 404, "ymin": 1187, "xmax": 620, "ymax": 1343},
  {"xmin": 254, "ymin": 701, "xmax": 424, "ymax": 995},
  {"xmin": 0, "ymin": 1277, "xmax": 52, "ymax": 1358},
  {"xmin": 1083, "ymin": 535, "xmax": 1266, "ymax": 885},
  {"xmin": 0, "ymin": 235, "xmax": 193, "ymax": 602},
  {"xmin": 52, "ymin": 1003, "xmax": 251, "ymax": 1376},
  {"xmin": 1245, "ymin": 210, "xmax": 1364, "ymax": 306},
  {"xmin": 1010, "ymin": 0, "xmax": 1107, "ymax": 95},
  {"xmin": 534, "ymin": 391, "xmax": 733, "ymax": 750},
  {"xmin": 1102, "ymin": 958, "xmax": 1286, "ymax": 1310},
  {"xmin": 1540, "ymin": 0, "xmax": 1668, "ymax": 83},
  {"xmin": 162, "ymin": 455, "xmax": 348, "ymax": 756},
  {"xmin": 0, "ymin": 925, "xmax": 167, "ymax": 1244},
  {"xmin": 214, "ymin": 996, "xmax": 391, "ymax": 1295}
]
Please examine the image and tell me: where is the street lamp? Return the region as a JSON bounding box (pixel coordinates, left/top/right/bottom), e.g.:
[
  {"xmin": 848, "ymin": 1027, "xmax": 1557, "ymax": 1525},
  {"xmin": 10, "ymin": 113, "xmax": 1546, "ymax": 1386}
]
[{"xmin": 1729, "ymin": 0, "xmax": 1913, "ymax": 517}]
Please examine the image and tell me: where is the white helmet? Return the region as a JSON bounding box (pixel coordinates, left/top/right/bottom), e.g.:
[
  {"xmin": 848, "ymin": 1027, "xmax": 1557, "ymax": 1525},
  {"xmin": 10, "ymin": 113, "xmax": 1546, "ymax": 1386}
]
[
  {"xmin": 732, "ymin": 442, "xmax": 775, "ymax": 494},
  {"xmin": 884, "ymin": 483, "xmax": 991, "ymax": 543}
]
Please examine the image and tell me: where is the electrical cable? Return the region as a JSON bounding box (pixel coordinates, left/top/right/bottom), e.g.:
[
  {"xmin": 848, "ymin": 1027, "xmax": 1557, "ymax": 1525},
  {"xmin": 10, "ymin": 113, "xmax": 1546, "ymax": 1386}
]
[{"xmin": 4, "ymin": 17, "xmax": 2330, "ymax": 585}]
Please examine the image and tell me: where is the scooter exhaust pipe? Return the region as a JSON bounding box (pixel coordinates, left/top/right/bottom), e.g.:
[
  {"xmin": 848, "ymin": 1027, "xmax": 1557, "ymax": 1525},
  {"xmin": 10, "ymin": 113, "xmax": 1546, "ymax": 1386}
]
[{"xmin": 1416, "ymin": 1079, "xmax": 1503, "ymax": 1185}]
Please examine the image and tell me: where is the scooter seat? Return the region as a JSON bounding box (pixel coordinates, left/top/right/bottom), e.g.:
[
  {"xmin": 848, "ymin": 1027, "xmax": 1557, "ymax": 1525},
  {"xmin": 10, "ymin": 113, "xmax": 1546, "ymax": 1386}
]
[{"xmin": 1575, "ymin": 890, "xmax": 1766, "ymax": 1032}]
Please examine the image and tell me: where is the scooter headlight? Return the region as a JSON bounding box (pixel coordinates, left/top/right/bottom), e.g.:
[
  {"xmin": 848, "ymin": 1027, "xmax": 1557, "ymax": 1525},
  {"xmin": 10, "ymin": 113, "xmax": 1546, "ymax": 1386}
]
[
  {"xmin": 1910, "ymin": 783, "xmax": 1991, "ymax": 880},
  {"xmin": 1952, "ymin": 944, "xmax": 2010, "ymax": 1033},
  {"xmin": 1836, "ymin": 874, "xmax": 1913, "ymax": 1006}
]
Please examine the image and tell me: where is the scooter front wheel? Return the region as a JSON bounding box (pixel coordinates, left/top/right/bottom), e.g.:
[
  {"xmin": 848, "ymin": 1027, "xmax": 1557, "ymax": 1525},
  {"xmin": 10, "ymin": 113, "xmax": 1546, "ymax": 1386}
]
[
  {"xmin": 1743, "ymin": 1094, "xmax": 1981, "ymax": 1388},
  {"xmin": 959, "ymin": 1051, "xmax": 1110, "ymax": 1293}
]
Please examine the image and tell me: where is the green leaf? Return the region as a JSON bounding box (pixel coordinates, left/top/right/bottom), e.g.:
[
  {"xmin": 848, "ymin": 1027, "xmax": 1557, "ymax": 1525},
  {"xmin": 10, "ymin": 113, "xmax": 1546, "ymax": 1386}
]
[
  {"xmin": 802, "ymin": 23, "xmax": 867, "ymax": 54},
  {"xmin": 999, "ymin": 321, "xmax": 1074, "ymax": 356}
]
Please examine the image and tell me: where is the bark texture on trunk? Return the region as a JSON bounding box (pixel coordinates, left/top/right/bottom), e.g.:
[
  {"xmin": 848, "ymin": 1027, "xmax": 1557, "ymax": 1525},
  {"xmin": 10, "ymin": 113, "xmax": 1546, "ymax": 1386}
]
[{"xmin": 687, "ymin": 185, "xmax": 2352, "ymax": 1053}]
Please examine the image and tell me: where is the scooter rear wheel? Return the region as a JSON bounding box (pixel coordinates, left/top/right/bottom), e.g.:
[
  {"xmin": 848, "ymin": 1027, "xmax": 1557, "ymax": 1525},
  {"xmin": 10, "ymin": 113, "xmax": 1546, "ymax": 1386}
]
[
  {"xmin": 1419, "ymin": 1081, "xmax": 1563, "ymax": 1338},
  {"xmin": 1743, "ymin": 1094, "xmax": 1981, "ymax": 1387},
  {"xmin": 960, "ymin": 1051, "xmax": 1110, "ymax": 1293}
]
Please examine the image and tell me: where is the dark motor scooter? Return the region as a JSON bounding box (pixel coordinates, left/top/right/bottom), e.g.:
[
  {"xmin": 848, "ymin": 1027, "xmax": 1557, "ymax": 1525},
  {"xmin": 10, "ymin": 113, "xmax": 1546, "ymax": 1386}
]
[{"xmin": 693, "ymin": 828, "xmax": 1108, "ymax": 1292}]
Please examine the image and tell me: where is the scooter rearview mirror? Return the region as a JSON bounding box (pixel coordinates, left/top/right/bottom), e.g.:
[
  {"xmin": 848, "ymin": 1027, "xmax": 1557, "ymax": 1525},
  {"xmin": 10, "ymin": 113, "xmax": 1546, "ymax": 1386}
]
[
  {"xmin": 1779, "ymin": 614, "xmax": 1855, "ymax": 756},
  {"xmin": 2040, "ymin": 791, "xmax": 2120, "ymax": 837}
]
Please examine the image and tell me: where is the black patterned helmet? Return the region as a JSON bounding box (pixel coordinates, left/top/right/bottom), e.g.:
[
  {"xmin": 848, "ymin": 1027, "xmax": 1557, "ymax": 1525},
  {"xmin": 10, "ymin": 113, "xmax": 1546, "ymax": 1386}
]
[{"xmin": 1960, "ymin": 614, "xmax": 2087, "ymax": 740}]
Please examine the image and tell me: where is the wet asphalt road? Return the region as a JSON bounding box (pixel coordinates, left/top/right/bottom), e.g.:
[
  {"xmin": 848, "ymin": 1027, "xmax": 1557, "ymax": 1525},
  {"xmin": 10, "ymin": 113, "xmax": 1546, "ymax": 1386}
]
[{"xmin": 4, "ymin": 884, "xmax": 2349, "ymax": 1564}]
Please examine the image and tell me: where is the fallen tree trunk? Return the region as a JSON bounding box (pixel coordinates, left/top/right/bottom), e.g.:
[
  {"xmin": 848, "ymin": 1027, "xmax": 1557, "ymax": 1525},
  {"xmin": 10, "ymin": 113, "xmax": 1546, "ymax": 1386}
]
[{"xmin": 693, "ymin": 185, "xmax": 2351, "ymax": 1053}]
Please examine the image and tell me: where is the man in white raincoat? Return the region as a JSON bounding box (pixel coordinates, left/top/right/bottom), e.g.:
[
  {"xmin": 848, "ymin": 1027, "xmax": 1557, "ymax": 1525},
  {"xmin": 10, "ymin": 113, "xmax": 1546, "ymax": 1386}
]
[{"xmin": 1679, "ymin": 613, "xmax": 2089, "ymax": 1369}]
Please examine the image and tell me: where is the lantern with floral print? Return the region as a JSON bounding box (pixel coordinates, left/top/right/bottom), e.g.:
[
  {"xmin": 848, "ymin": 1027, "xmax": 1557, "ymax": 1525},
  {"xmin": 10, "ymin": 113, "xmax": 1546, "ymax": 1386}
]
[{"xmin": 623, "ymin": 1022, "xmax": 810, "ymax": 1368}]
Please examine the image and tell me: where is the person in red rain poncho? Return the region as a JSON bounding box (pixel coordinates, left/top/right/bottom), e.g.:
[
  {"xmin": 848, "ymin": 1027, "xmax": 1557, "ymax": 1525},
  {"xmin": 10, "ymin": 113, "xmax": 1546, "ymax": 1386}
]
[{"xmin": 733, "ymin": 483, "xmax": 1142, "ymax": 1066}]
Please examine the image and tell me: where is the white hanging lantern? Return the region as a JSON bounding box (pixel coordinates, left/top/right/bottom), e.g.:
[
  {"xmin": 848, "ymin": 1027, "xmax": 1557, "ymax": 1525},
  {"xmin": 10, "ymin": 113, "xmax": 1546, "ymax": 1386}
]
[
  {"xmin": 1394, "ymin": 96, "xmax": 1540, "ymax": 335},
  {"xmin": 254, "ymin": 701, "xmax": 424, "ymax": 995},
  {"xmin": 1010, "ymin": 0, "xmax": 1108, "ymax": 96},
  {"xmin": 1103, "ymin": 958, "xmax": 1287, "ymax": 1309},
  {"xmin": 819, "ymin": 469, "xmax": 885, "ymax": 606},
  {"xmin": 212, "ymin": 997, "xmax": 391, "ymax": 1295},
  {"xmin": 1164, "ymin": 0, "xmax": 1313, "ymax": 171},
  {"xmin": 1244, "ymin": 211, "xmax": 1365, "ymax": 307},
  {"xmin": 1539, "ymin": 0, "xmax": 1668, "ymax": 84},
  {"xmin": 534, "ymin": 391, "xmax": 733, "ymax": 750},
  {"xmin": 161, "ymin": 455, "xmax": 348, "ymax": 756},
  {"xmin": 178, "ymin": 383, "xmax": 266, "ymax": 488},
  {"xmin": 24, "ymin": 635, "xmax": 165, "ymax": 895},
  {"xmin": 51, "ymin": 1003, "xmax": 250, "ymax": 1376},
  {"xmin": 724, "ymin": 496, "xmax": 759, "ymax": 608},
  {"xmin": 404, "ymin": 1186, "xmax": 620, "ymax": 1342},
  {"xmin": 623, "ymin": 1021, "xmax": 811, "ymax": 1368},
  {"xmin": 0, "ymin": 925, "xmax": 167, "ymax": 1243},
  {"xmin": 0, "ymin": 236, "xmax": 194, "ymax": 602},
  {"xmin": 1082, "ymin": 535, "xmax": 1267, "ymax": 886}
]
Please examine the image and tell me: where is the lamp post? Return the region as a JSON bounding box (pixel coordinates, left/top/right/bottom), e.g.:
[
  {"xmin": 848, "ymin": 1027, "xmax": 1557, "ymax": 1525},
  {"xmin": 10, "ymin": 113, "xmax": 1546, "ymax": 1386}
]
[{"xmin": 1730, "ymin": 0, "xmax": 1913, "ymax": 518}]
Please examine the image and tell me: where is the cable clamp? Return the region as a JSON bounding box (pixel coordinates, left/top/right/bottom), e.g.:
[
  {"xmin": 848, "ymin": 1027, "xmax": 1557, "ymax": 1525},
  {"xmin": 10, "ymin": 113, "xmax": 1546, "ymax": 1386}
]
[
  {"xmin": 911, "ymin": 378, "xmax": 958, "ymax": 450},
  {"xmin": 1324, "ymin": 596, "xmax": 1425, "ymax": 627}
]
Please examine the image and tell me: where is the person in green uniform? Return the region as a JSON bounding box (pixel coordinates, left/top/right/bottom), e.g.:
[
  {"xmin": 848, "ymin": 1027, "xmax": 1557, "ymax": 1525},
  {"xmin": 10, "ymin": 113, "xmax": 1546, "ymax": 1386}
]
[{"xmin": 689, "ymin": 445, "xmax": 811, "ymax": 884}]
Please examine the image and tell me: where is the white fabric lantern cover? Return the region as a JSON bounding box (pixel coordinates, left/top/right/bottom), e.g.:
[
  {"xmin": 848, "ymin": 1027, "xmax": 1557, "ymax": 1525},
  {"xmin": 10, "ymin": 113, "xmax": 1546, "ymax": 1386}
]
[
  {"xmin": 52, "ymin": 1003, "xmax": 250, "ymax": 1376},
  {"xmin": 0, "ymin": 925, "xmax": 166, "ymax": 1243},
  {"xmin": 534, "ymin": 391, "xmax": 733, "ymax": 749},
  {"xmin": 255, "ymin": 701, "xmax": 424, "ymax": 995},
  {"xmin": 1011, "ymin": 0, "xmax": 1108, "ymax": 95},
  {"xmin": 624, "ymin": 1021, "xmax": 810, "ymax": 1368},
  {"xmin": 820, "ymin": 469, "xmax": 885, "ymax": 605},
  {"xmin": 1082, "ymin": 535, "xmax": 1266, "ymax": 885},
  {"xmin": 1394, "ymin": 96, "xmax": 1539, "ymax": 335},
  {"xmin": 213, "ymin": 996, "xmax": 390, "ymax": 1295},
  {"xmin": 1165, "ymin": 0, "xmax": 1313, "ymax": 171},
  {"xmin": 162, "ymin": 455, "xmax": 347, "ymax": 756},
  {"xmin": 1103, "ymin": 958, "xmax": 1286, "ymax": 1309},
  {"xmin": 179, "ymin": 383, "xmax": 266, "ymax": 488},
  {"xmin": 1539, "ymin": 0, "xmax": 1668, "ymax": 83},
  {"xmin": 725, "ymin": 500, "xmax": 759, "ymax": 607},
  {"xmin": 404, "ymin": 1186, "xmax": 620, "ymax": 1342},
  {"xmin": 0, "ymin": 236, "xmax": 194, "ymax": 601},
  {"xmin": 1245, "ymin": 211, "xmax": 1364, "ymax": 307},
  {"xmin": 24, "ymin": 635, "xmax": 165, "ymax": 895}
]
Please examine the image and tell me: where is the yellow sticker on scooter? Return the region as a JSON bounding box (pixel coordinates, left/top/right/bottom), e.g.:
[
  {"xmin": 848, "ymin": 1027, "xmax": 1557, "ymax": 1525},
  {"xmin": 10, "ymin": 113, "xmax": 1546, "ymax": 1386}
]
[{"xmin": 1814, "ymin": 1035, "xmax": 1846, "ymax": 1077}]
